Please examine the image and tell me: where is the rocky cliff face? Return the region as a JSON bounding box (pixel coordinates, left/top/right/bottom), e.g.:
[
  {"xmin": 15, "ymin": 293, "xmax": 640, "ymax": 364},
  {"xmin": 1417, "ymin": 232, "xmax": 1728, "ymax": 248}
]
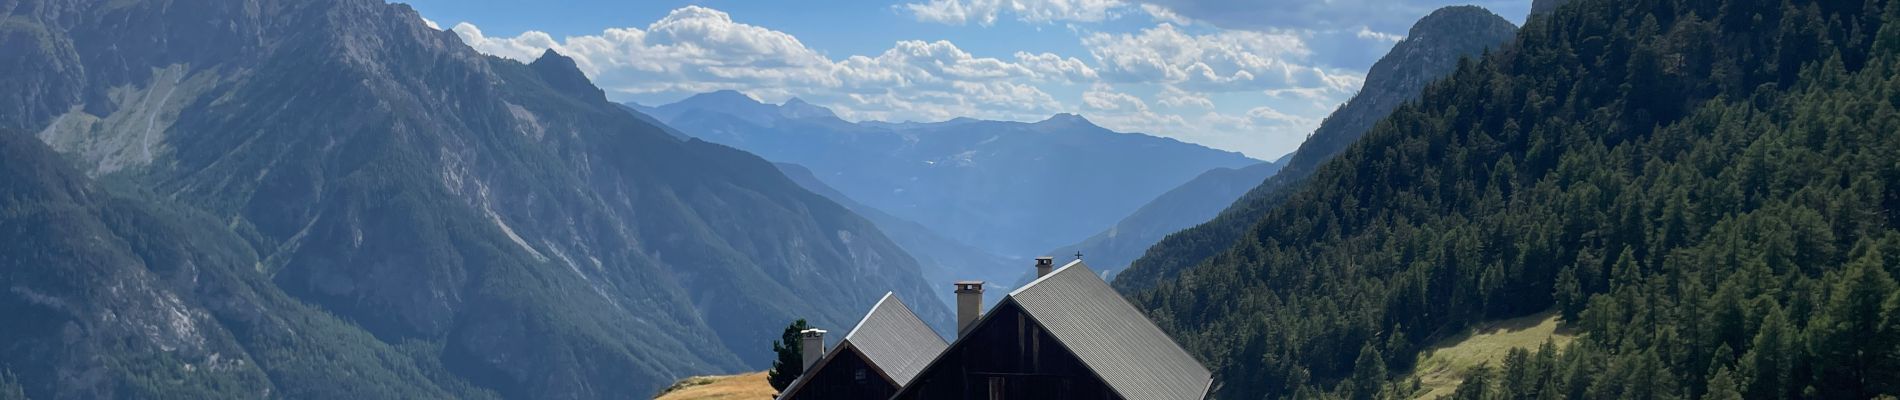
[
  {"xmin": 0, "ymin": 0, "xmax": 947, "ymax": 398},
  {"xmin": 1115, "ymin": 6, "xmax": 1520, "ymax": 292}
]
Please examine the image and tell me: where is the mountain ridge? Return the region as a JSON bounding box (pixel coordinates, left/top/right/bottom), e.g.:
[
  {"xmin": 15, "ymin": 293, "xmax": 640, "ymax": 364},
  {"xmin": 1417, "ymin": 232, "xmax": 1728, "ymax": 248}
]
[
  {"xmin": 1116, "ymin": 5, "xmax": 1520, "ymax": 292},
  {"xmin": 0, "ymin": 0, "xmax": 949, "ymax": 397}
]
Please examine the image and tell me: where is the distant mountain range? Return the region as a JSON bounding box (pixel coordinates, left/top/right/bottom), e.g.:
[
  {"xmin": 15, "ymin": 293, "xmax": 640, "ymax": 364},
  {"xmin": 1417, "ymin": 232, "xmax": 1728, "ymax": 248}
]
[
  {"xmin": 0, "ymin": 0, "xmax": 946, "ymax": 398},
  {"xmin": 631, "ymin": 91, "xmax": 1259, "ymax": 293},
  {"xmin": 1040, "ymin": 154, "xmax": 1290, "ymax": 281},
  {"xmin": 1115, "ymin": 5, "xmax": 1522, "ymax": 292},
  {"xmin": 773, "ymin": 162, "xmax": 1015, "ymax": 314}
]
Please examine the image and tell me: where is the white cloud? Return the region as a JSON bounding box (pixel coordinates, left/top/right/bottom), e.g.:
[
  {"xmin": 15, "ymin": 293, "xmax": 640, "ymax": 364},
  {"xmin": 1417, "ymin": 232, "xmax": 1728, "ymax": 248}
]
[
  {"xmin": 421, "ymin": 17, "xmax": 441, "ymax": 30},
  {"xmin": 1356, "ymin": 26, "xmax": 1405, "ymax": 43},
  {"xmin": 444, "ymin": 5, "xmax": 1366, "ymax": 158},
  {"xmin": 900, "ymin": 0, "xmax": 1130, "ymax": 26},
  {"xmin": 1138, "ymin": 4, "xmax": 1193, "ymax": 25},
  {"xmin": 451, "ymin": 6, "xmax": 1084, "ymax": 123},
  {"xmin": 1082, "ymin": 84, "xmax": 1148, "ymax": 112},
  {"xmin": 1156, "ymin": 85, "xmax": 1213, "ymax": 109},
  {"xmin": 1079, "ymin": 23, "xmax": 1360, "ymax": 93}
]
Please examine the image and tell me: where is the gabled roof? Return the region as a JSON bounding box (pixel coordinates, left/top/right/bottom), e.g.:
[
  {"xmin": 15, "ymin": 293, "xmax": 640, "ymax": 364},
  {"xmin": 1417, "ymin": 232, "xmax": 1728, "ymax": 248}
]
[
  {"xmin": 843, "ymin": 292, "xmax": 947, "ymax": 385},
  {"xmin": 1008, "ymin": 260, "xmax": 1213, "ymax": 400},
  {"xmin": 777, "ymin": 293, "xmax": 947, "ymax": 400}
]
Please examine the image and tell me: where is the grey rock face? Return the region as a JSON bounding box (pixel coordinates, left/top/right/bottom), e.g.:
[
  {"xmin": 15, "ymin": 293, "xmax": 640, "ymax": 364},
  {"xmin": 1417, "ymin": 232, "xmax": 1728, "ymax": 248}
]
[{"xmin": 0, "ymin": 0, "xmax": 949, "ymax": 398}]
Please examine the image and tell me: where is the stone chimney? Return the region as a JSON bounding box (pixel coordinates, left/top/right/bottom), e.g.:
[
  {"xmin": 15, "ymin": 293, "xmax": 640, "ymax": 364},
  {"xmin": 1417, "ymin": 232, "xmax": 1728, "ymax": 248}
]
[
  {"xmin": 799, "ymin": 328, "xmax": 827, "ymax": 370},
  {"xmin": 955, "ymin": 281, "xmax": 985, "ymax": 337},
  {"xmin": 1035, "ymin": 256, "xmax": 1056, "ymax": 278}
]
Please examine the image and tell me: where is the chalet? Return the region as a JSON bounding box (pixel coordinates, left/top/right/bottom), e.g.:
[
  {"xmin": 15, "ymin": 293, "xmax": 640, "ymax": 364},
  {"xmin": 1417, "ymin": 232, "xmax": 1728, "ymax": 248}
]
[
  {"xmin": 783, "ymin": 257, "xmax": 1212, "ymax": 400},
  {"xmin": 777, "ymin": 293, "xmax": 948, "ymax": 400}
]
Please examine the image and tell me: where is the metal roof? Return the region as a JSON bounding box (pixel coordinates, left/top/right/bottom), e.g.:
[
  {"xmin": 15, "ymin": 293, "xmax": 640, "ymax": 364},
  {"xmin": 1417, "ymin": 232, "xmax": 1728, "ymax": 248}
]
[
  {"xmin": 1008, "ymin": 260, "xmax": 1214, "ymax": 400},
  {"xmin": 843, "ymin": 292, "xmax": 948, "ymax": 386}
]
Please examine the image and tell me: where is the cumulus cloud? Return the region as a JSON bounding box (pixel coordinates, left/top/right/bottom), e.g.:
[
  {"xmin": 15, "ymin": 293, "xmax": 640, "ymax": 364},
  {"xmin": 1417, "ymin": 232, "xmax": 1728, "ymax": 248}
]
[
  {"xmin": 1138, "ymin": 4, "xmax": 1194, "ymax": 25},
  {"xmin": 900, "ymin": 0, "xmax": 1131, "ymax": 26},
  {"xmin": 444, "ymin": 5, "xmax": 1371, "ymax": 158},
  {"xmin": 1156, "ymin": 85, "xmax": 1213, "ymax": 109},
  {"xmin": 1082, "ymin": 84, "xmax": 1149, "ymax": 112},
  {"xmin": 1356, "ymin": 26, "xmax": 1405, "ymax": 43},
  {"xmin": 1079, "ymin": 23, "xmax": 1361, "ymax": 94},
  {"xmin": 451, "ymin": 6, "xmax": 1088, "ymax": 122},
  {"xmin": 1139, "ymin": 0, "xmax": 1525, "ymax": 35}
]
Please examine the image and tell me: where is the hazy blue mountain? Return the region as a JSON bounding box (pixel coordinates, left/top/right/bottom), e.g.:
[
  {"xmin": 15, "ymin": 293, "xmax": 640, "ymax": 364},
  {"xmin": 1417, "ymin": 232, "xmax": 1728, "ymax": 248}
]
[
  {"xmin": 775, "ymin": 163, "xmax": 1018, "ymax": 310},
  {"xmin": 637, "ymin": 95, "xmax": 1260, "ymax": 260},
  {"xmin": 1116, "ymin": 6, "xmax": 1520, "ymax": 292},
  {"xmin": 0, "ymin": 0, "xmax": 946, "ymax": 398},
  {"xmin": 1042, "ymin": 153, "xmax": 1291, "ymax": 281}
]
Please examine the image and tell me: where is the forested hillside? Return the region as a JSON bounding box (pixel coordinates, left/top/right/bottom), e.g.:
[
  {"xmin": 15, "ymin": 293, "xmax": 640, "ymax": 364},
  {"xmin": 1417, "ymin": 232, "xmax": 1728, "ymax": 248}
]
[
  {"xmin": 1115, "ymin": 6, "xmax": 1520, "ymax": 292},
  {"xmin": 1126, "ymin": 0, "xmax": 1900, "ymax": 398}
]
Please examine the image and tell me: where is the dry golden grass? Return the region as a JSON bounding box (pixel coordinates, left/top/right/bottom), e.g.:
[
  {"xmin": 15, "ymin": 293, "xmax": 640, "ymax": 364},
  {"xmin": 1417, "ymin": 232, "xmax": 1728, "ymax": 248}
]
[
  {"xmin": 653, "ymin": 372, "xmax": 776, "ymax": 400},
  {"xmin": 1404, "ymin": 310, "xmax": 1577, "ymax": 399}
]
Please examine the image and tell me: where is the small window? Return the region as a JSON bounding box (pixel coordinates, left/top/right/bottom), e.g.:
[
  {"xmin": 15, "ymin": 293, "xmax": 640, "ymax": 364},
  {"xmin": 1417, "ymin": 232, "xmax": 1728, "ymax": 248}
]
[{"xmin": 855, "ymin": 368, "xmax": 867, "ymax": 382}]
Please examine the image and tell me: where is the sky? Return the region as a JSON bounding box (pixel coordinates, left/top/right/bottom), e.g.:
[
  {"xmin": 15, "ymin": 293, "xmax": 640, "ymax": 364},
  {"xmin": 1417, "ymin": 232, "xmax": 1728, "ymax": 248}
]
[{"xmin": 405, "ymin": 0, "xmax": 1530, "ymax": 159}]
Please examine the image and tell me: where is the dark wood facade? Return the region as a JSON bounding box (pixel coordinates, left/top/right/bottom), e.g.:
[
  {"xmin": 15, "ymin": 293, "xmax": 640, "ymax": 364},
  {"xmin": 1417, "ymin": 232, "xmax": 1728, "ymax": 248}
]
[
  {"xmin": 780, "ymin": 345, "xmax": 899, "ymax": 400},
  {"xmin": 894, "ymin": 301, "xmax": 1119, "ymax": 400}
]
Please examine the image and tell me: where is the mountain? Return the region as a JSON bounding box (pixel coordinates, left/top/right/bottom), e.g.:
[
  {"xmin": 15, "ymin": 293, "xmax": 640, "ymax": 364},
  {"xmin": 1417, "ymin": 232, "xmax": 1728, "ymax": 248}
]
[
  {"xmin": 1043, "ymin": 154, "xmax": 1289, "ymax": 281},
  {"xmin": 1124, "ymin": 0, "xmax": 1900, "ymax": 398},
  {"xmin": 1529, "ymin": 0, "xmax": 1574, "ymax": 18},
  {"xmin": 0, "ymin": 130, "xmax": 498, "ymax": 399},
  {"xmin": 774, "ymin": 162, "xmax": 1016, "ymax": 314},
  {"xmin": 0, "ymin": 0, "xmax": 948, "ymax": 398},
  {"xmin": 641, "ymin": 96, "xmax": 1259, "ymax": 260},
  {"xmin": 1115, "ymin": 6, "xmax": 1520, "ymax": 292}
]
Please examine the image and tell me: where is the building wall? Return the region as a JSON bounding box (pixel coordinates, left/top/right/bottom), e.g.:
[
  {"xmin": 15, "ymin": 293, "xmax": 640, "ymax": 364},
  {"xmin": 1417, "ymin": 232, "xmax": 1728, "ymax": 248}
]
[
  {"xmin": 897, "ymin": 303, "xmax": 1120, "ymax": 400},
  {"xmin": 782, "ymin": 347, "xmax": 898, "ymax": 400}
]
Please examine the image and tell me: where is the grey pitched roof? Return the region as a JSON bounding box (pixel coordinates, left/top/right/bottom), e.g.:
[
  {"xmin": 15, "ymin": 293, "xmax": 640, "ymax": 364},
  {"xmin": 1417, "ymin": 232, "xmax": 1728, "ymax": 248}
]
[
  {"xmin": 777, "ymin": 293, "xmax": 947, "ymax": 400},
  {"xmin": 1008, "ymin": 260, "xmax": 1214, "ymax": 400},
  {"xmin": 844, "ymin": 292, "xmax": 947, "ymax": 385}
]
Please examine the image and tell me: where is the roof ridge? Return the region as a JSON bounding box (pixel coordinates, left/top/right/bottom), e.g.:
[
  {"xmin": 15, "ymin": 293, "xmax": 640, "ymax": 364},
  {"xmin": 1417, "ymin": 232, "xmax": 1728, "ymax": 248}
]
[
  {"xmin": 844, "ymin": 292, "xmax": 897, "ymax": 341},
  {"xmin": 1008, "ymin": 258, "xmax": 1087, "ymax": 297}
]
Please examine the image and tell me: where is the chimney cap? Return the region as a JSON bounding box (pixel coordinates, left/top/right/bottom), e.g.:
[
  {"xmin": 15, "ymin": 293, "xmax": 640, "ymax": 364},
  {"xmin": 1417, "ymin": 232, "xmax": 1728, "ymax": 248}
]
[
  {"xmin": 954, "ymin": 281, "xmax": 985, "ymax": 292},
  {"xmin": 1035, "ymin": 256, "xmax": 1055, "ymax": 264},
  {"xmin": 800, "ymin": 328, "xmax": 827, "ymax": 337}
]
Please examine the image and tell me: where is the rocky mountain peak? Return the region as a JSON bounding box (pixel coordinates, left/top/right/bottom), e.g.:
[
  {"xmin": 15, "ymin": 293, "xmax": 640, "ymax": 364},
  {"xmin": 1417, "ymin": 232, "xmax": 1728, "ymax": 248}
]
[
  {"xmin": 530, "ymin": 49, "xmax": 607, "ymax": 102},
  {"xmin": 1037, "ymin": 113, "xmax": 1100, "ymax": 129},
  {"xmin": 778, "ymin": 97, "xmax": 838, "ymax": 119}
]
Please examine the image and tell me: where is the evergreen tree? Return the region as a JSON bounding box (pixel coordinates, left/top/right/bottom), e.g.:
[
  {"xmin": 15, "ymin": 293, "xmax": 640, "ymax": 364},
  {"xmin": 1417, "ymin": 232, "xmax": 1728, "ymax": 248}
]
[
  {"xmin": 1348, "ymin": 343, "xmax": 1388, "ymax": 400},
  {"xmin": 1809, "ymin": 244, "xmax": 1899, "ymax": 399},
  {"xmin": 767, "ymin": 319, "xmax": 810, "ymax": 392},
  {"xmin": 1742, "ymin": 302, "xmax": 1794, "ymax": 400},
  {"xmin": 1451, "ymin": 365, "xmax": 1492, "ymax": 400},
  {"xmin": 1704, "ymin": 367, "xmax": 1744, "ymax": 400}
]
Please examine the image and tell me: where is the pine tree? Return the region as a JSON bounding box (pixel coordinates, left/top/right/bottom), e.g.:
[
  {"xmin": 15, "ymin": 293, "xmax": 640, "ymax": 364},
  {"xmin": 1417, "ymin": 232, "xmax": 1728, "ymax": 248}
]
[
  {"xmin": 1349, "ymin": 343, "xmax": 1388, "ymax": 400},
  {"xmin": 1809, "ymin": 244, "xmax": 1898, "ymax": 399},
  {"xmin": 767, "ymin": 319, "xmax": 810, "ymax": 392},
  {"xmin": 1556, "ymin": 265, "xmax": 1585, "ymax": 324},
  {"xmin": 1704, "ymin": 367, "xmax": 1744, "ymax": 400},
  {"xmin": 1743, "ymin": 302, "xmax": 1794, "ymax": 400},
  {"xmin": 1452, "ymin": 365, "xmax": 1492, "ymax": 400}
]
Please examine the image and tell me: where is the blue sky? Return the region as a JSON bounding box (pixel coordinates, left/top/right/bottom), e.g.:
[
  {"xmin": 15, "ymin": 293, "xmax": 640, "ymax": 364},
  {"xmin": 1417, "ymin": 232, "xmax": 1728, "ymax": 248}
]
[{"xmin": 405, "ymin": 0, "xmax": 1529, "ymax": 159}]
